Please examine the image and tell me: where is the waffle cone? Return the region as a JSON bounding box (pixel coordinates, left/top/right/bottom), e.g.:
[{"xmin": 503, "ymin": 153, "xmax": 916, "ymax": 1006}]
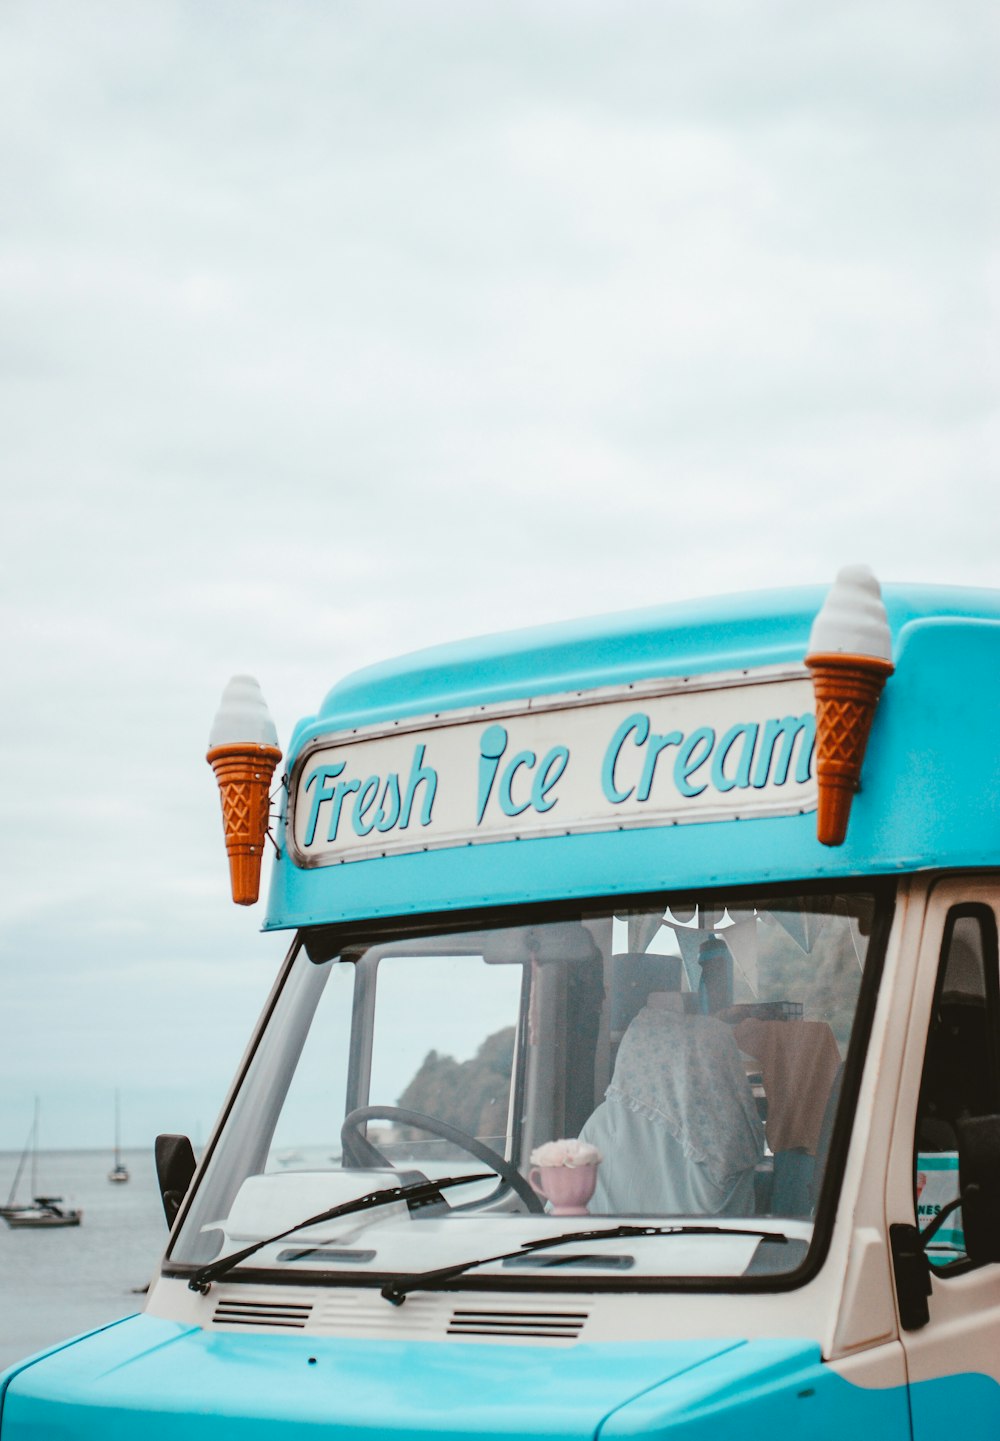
[
  {"xmin": 806, "ymin": 652, "xmax": 893, "ymax": 846},
  {"xmin": 207, "ymin": 743, "xmax": 283, "ymax": 905}
]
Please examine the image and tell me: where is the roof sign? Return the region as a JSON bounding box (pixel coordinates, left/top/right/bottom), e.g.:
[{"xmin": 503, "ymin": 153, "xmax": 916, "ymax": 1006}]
[{"xmin": 289, "ymin": 668, "xmax": 816, "ymax": 868}]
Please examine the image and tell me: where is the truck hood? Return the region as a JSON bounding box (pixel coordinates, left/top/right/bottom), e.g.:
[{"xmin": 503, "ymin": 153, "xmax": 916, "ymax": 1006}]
[{"xmin": 0, "ymin": 1316, "xmax": 900, "ymax": 1439}]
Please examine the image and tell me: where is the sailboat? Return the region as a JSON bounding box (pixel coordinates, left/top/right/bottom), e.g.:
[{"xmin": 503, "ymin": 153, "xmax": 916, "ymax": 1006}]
[
  {"xmin": 108, "ymin": 1091, "xmax": 129, "ymax": 1184},
  {"xmin": 2, "ymin": 1099, "xmax": 82, "ymax": 1229}
]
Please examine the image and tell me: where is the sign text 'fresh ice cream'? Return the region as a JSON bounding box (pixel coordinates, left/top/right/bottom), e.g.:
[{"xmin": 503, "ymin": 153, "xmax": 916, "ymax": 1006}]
[{"xmin": 289, "ymin": 671, "xmax": 817, "ymax": 867}]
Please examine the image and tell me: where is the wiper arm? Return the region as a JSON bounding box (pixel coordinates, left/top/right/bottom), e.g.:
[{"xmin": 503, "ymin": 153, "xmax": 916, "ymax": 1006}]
[
  {"xmin": 380, "ymin": 1222, "xmax": 789, "ymax": 1304},
  {"xmin": 188, "ymin": 1173, "xmax": 492, "ymax": 1293}
]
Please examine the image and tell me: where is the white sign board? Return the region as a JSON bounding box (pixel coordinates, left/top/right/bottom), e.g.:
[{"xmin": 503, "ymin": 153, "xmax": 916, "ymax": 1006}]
[{"xmin": 289, "ymin": 668, "xmax": 817, "ymax": 867}]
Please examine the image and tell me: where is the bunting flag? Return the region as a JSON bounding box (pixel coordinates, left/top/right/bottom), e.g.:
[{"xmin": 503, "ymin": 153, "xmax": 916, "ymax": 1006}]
[
  {"xmin": 824, "ymin": 893, "xmax": 876, "ymax": 974},
  {"xmin": 723, "ymin": 917, "xmax": 760, "ymax": 996},
  {"xmin": 765, "ymin": 899, "xmax": 828, "ymax": 955},
  {"xmin": 659, "ymin": 910, "xmax": 763, "ymax": 998},
  {"xmin": 849, "ymin": 916, "xmax": 867, "ymax": 970},
  {"xmin": 725, "ymin": 908, "xmax": 756, "ymax": 927},
  {"xmin": 627, "ymin": 911, "xmax": 666, "ymax": 955},
  {"xmin": 667, "ymin": 904, "xmax": 697, "ymax": 925},
  {"xmin": 830, "ymin": 895, "xmax": 869, "ymax": 970}
]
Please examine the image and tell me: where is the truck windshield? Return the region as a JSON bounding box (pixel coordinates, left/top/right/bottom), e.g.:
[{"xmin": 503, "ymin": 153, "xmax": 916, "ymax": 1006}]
[{"xmin": 167, "ymin": 887, "xmax": 888, "ymax": 1289}]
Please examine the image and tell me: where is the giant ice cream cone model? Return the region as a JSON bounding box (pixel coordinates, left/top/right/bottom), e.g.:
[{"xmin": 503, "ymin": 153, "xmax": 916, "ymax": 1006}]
[
  {"xmin": 806, "ymin": 566, "xmax": 894, "ymax": 847},
  {"xmin": 207, "ymin": 676, "xmax": 282, "ymax": 905}
]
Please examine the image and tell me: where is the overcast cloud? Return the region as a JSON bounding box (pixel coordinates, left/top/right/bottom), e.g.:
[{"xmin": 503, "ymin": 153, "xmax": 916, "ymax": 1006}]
[{"xmin": 1, "ymin": 0, "xmax": 997, "ymax": 1148}]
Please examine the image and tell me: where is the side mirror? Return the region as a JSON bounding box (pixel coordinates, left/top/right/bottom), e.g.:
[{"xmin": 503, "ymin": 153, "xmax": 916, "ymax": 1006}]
[
  {"xmin": 155, "ymin": 1134, "xmax": 197, "ymax": 1228},
  {"xmin": 956, "ymin": 1115, "xmax": 1000, "ymax": 1265}
]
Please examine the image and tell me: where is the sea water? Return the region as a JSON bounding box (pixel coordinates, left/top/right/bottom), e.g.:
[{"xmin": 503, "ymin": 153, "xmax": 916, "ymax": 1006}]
[{"xmin": 0, "ymin": 1148, "xmax": 167, "ymax": 1370}]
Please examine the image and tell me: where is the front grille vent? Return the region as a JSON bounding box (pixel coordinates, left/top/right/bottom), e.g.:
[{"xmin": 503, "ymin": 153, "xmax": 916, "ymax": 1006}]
[
  {"xmin": 316, "ymin": 1292, "xmax": 440, "ymax": 1333},
  {"xmin": 208, "ymin": 1292, "xmax": 587, "ymax": 1342},
  {"xmin": 213, "ymin": 1297, "xmax": 313, "ymax": 1330},
  {"xmin": 447, "ymin": 1307, "xmax": 588, "ymax": 1342}
]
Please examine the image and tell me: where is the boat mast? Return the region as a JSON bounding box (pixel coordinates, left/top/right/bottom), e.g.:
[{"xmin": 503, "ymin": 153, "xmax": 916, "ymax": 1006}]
[
  {"xmin": 6, "ymin": 1104, "xmax": 36, "ymax": 1207},
  {"xmin": 30, "ymin": 1096, "xmax": 39, "ymax": 1200}
]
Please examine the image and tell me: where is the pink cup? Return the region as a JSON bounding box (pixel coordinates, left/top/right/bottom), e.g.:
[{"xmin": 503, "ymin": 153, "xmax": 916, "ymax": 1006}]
[{"xmin": 528, "ymin": 1163, "xmax": 599, "ymax": 1216}]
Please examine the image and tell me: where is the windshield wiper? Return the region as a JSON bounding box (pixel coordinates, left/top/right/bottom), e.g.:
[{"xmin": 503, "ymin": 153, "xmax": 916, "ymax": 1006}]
[
  {"xmin": 380, "ymin": 1222, "xmax": 790, "ymax": 1304},
  {"xmin": 187, "ymin": 1173, "xmax": 492, "ymax": 1293}
]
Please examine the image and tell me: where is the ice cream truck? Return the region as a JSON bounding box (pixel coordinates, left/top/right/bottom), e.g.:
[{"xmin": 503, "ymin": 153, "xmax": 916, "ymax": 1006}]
[{"xmin": 6, "ymin": 566, "xmax": 1000, "ymax": 1440}]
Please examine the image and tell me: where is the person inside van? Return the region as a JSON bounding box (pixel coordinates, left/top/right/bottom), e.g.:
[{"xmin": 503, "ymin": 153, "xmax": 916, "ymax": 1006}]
[{"xmin": 579, "ymin": 989, "xmax": 764, "ymax": 1217}]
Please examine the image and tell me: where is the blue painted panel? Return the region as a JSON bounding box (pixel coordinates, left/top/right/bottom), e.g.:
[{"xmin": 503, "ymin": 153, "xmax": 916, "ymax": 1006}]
[
  {"xmin": 306, "ymin": 585, "xmax": 1000, "ymax": 736},
  {"xmin": 0, "ymin": 1315, "xmax": 742, "ymax": 1440},
  {"xmin": 602, "ymin": 1339, "xmax": 910, "ymax": 1440},
  {"xmin": 0, "ymin": 1320, "xmax": 919, "ymax": 1440},
  {"xmin": 909, "ymin": 1368, "xmax": 1000, "ymax": 1441},
  {"xmin": 263, "ymin": 611, "xmax": 1000, "ymax": 929}
]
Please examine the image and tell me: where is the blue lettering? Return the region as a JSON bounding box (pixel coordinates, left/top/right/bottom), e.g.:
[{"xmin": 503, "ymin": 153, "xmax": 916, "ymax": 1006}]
[
  {"xmin": 674, "ymin": 727, "xmax": 715, "ymax": 798},
  {"xmin": 710, "ymin": 723, "xmax": 758, "ymax": 793},
  {"xmin": 477, "ymin": 724, "xmax": 509, "ymax": 825},
  {"xmin": 531, "ymin": 745, "xmax": 569, "ymax": 813},
  {"xmin": 499, "ymin": 750, "xmax": 536, "ymax": 817},
  {"xmin": 375, "ymin": 772, "xmax": 401, "ymax": 832},
  {"xmin": 327, "ymin": 776, "xmax": 361, "ymax": 840},
  {"xmin": 637, "ymin": 730, "xmax": 683, "ymax": 802},
  {"xmin": 399, "ymin": 743, "xmax": 438, "ymax": 829},
  {"xmin": 752, "ymin": 714, "xmax": 816, "ymax": 788},
  {"xmin": 351, "ymin": 775, "xmax": 381, "ymax": 837},
  {"xmin": 302, "ymin": 762, "xmax": 346, "ymax": 846},
  {"xmin": 601, "ymin": 713, "xmax": 650, "ymax": 804}
]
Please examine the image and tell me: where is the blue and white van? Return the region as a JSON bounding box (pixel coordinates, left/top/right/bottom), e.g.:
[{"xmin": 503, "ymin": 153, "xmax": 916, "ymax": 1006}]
[{"xmin": 4, "ymin": 571, "xmax": 1000, "ymax": 1439}]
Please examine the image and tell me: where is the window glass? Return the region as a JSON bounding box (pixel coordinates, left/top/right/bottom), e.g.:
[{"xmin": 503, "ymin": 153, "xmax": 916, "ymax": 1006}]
[
  {"xmin": 916, "ymin": 908, "xmax": 999, "ymax": 1267},
  {"xmin": 168, "ymin": 887, "xmax": 886, "ymax": 1288},
  {"xmin": 266, "ymin": 960, "xmax": 355, "ymax": 1168},
  {"xmin": 367, "ymin": 953, "xmax": 522, "ymax": 1163}
]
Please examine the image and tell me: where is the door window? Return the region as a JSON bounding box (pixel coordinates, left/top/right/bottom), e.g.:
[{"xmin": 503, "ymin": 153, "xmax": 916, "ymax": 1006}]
[{"xmin": 915, "ymin": 906, "xmax": 1000, "ymax": 1267}]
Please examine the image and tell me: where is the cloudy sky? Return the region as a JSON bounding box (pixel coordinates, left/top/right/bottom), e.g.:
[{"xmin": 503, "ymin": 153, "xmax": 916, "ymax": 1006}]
[{"xmin": 1, "ymin": 0, "xmax": 997, "ymax": 1150}]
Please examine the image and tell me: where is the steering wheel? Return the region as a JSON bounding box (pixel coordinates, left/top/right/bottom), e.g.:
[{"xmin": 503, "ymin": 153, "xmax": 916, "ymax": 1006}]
[{"xmin": 340, "ymin": 1105, "xmax": 543, "ymax": 1213}]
